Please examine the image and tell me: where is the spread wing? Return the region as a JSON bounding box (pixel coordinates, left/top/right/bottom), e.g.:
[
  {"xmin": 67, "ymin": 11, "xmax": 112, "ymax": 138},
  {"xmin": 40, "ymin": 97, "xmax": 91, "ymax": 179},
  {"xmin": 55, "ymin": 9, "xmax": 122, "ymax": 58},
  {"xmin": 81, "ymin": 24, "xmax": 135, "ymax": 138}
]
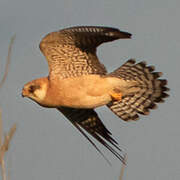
[
  {"xmin": 39, "ymin": 26, "xmax": 131, "ymax": 79},
  {"xmin": 57, "ymin": 107, "xmax": 125, "ymax": 163}
]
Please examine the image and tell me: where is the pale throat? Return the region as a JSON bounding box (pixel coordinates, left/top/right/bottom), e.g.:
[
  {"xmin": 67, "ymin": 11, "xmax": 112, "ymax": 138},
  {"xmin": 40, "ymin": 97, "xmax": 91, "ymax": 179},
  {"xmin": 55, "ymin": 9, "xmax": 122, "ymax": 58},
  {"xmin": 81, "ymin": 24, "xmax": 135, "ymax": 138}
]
[{"xmin": 34, "ymin": 83, "xmax": 48, "ymax": 102}]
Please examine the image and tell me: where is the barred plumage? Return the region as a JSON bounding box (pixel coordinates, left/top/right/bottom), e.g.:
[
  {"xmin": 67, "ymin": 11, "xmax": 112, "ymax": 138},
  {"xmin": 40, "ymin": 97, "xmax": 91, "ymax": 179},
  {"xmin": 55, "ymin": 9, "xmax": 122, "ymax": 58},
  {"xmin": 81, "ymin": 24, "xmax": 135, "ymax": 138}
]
[
  {"xmin": 23, "ymin": 26, "xmax": 169, "ymax": 164},
  {"xmin": 39, "ymin": 26, "xmax": 131, "ymax": 79},
  {"xmin": 107, "ymin": 59, "xmax": 169, "ymax": 121}
]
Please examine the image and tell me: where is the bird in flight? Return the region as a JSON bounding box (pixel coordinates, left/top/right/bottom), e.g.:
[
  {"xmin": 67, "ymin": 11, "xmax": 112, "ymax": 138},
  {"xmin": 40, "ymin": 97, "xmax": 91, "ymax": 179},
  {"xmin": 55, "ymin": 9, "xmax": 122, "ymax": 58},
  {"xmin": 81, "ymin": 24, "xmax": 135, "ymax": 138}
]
[{"xmin": 22, "ymin": 26, "xmax": 169, "ymax": 163}]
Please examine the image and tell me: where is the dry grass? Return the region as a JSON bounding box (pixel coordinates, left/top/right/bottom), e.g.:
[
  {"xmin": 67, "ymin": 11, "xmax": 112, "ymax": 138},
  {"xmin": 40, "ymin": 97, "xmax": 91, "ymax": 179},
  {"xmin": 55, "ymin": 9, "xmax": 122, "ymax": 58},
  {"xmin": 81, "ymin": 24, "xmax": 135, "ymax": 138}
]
[
  {"xmin": 0, "ymin": 35, "xmax": 16, "ymax": 180},
  {"xmin": 0, "ymin": 112, "xmax": 16, "ymax": 180},
  {"xmin": 0, "ymin": 35, "xmax": 15, "ymax": 89}
]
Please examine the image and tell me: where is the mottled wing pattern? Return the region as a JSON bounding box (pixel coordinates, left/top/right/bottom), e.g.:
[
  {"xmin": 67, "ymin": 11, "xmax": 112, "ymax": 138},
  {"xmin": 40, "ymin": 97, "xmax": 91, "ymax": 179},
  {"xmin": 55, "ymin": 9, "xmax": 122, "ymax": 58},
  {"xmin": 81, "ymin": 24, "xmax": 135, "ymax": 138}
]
[
  {"xmin": 39, "ymin": 26, "xmax": 131, "ymax": 79},
  {"xmin": 57, "ymin": 107, "xmax": 124, "ymax": 163},
  {"xmin": 107, "ymin": 59, "xmax": 169, "ymax": 121}
]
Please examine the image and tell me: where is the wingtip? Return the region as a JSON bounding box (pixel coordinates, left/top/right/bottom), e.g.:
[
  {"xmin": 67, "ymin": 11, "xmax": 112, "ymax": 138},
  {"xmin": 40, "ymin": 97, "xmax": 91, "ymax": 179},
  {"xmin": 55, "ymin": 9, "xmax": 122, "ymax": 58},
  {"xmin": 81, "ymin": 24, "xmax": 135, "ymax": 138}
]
[
  {"xmin": 116, "ymin": 30, "xmax": 132, "ymax": 39},
  {"xmin": 104, "ymin": 27, "xmax": 132, "ymax": 39},
  {"xmin": 122, "ymin": 31, "xmax": 132, "ymax": 39}
]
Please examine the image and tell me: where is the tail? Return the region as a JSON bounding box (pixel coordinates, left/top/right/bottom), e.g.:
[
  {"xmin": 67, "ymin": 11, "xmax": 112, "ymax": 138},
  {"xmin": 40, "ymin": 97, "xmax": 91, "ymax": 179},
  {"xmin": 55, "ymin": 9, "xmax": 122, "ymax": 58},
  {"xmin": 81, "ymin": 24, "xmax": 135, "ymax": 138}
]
[{"xmin": 107, "ymin": 59, "xmax": 169, "ymax": 121}]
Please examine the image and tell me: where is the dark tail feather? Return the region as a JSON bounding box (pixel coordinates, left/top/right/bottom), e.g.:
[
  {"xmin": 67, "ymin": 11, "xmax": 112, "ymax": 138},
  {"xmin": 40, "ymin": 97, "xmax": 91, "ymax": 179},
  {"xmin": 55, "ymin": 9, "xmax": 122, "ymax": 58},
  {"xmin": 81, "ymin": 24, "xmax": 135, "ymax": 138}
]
[{"xmin": 107, "ymin": 59, "xmax": 169, "ymax": 121}]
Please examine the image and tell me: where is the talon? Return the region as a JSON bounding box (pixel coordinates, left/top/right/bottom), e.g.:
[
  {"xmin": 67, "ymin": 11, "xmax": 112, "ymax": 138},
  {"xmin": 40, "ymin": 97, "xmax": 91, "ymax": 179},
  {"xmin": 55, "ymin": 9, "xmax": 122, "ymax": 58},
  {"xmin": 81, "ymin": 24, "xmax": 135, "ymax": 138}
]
[{"xmin": 110, "ymin": 92, "xmax": 122, "ymax": 101}]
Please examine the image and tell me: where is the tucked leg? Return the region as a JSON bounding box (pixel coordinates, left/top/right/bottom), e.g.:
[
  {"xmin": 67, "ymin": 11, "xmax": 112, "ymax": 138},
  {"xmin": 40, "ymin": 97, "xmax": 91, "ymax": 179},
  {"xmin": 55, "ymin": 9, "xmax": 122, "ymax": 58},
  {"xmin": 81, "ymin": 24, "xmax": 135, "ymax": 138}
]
[{"xmin": 109, "ymin": 91, "xmax": 122, "ymax": 101}]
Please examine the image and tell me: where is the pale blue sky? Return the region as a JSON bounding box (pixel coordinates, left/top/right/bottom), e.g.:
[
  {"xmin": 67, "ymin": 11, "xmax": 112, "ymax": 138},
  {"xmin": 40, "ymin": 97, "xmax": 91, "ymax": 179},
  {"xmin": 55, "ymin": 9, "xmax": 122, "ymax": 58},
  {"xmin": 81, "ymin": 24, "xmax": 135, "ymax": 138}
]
[{"xmin": 0, "ymin": 0, "xmax": 180, "ymax": 179}]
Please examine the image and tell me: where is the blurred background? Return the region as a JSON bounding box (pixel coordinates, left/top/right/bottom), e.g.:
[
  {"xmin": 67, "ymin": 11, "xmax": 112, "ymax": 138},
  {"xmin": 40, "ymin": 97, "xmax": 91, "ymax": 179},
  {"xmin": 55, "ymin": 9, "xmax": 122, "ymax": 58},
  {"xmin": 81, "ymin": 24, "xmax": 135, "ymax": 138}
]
[{"xmin": 0, "ymin": 0, "xmax": 180, "ymax": 179}]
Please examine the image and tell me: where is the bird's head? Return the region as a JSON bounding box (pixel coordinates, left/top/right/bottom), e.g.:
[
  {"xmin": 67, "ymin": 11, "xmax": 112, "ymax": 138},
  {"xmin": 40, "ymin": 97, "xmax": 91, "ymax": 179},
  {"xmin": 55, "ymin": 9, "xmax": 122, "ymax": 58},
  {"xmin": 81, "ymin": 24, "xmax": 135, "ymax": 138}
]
[{"xmin": 22, "ymin": 77, "xmax": 48, "ymax": 104}]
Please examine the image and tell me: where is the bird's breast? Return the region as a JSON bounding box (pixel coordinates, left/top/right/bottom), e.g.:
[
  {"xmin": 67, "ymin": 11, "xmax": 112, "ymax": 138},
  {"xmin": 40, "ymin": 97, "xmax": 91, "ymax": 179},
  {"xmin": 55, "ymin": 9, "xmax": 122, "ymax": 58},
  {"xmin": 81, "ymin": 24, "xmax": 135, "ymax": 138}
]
[{"xmin": 44, "ymin": 75, "xmax": 114, "ymax": 108}]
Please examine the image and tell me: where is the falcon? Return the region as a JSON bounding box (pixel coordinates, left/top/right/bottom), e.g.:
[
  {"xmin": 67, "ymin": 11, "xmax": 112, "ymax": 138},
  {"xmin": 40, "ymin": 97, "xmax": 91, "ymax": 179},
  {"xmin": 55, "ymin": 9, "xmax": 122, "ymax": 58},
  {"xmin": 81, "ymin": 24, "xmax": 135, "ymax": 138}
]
[{"xmin": 22, "ymin": 26, "xmax": 169, "ymax": 163}]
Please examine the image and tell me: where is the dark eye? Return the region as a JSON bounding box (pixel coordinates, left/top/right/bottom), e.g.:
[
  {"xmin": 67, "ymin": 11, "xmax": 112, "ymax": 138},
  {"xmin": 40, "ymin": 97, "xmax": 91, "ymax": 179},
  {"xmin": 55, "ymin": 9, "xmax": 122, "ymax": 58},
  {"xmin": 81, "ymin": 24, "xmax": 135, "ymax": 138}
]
[
  {"xmin": 29, "ymin": 85, "xmax": 36, "ymax": 93},
  {"xmin": 28, "ymin": 85, "xmax": 41, "ymax": 93}
]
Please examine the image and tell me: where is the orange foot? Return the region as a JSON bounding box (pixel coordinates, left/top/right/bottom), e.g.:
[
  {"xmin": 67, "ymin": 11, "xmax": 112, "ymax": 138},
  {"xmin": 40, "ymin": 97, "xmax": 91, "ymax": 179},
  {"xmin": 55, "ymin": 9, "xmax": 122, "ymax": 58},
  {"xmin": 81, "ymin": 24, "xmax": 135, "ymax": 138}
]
[{"xmin": 110, "ymin": 92, "xmax": 122, "ymax": 101}]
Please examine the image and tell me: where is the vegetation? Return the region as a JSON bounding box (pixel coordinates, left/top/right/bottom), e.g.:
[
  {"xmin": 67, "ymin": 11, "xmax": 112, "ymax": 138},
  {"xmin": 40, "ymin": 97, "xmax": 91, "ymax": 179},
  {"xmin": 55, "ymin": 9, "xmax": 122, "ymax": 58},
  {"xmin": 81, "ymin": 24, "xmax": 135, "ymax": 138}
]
[{"xmin": 0, "ymin": 36, "xmax": 16, "ymax": 180}]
